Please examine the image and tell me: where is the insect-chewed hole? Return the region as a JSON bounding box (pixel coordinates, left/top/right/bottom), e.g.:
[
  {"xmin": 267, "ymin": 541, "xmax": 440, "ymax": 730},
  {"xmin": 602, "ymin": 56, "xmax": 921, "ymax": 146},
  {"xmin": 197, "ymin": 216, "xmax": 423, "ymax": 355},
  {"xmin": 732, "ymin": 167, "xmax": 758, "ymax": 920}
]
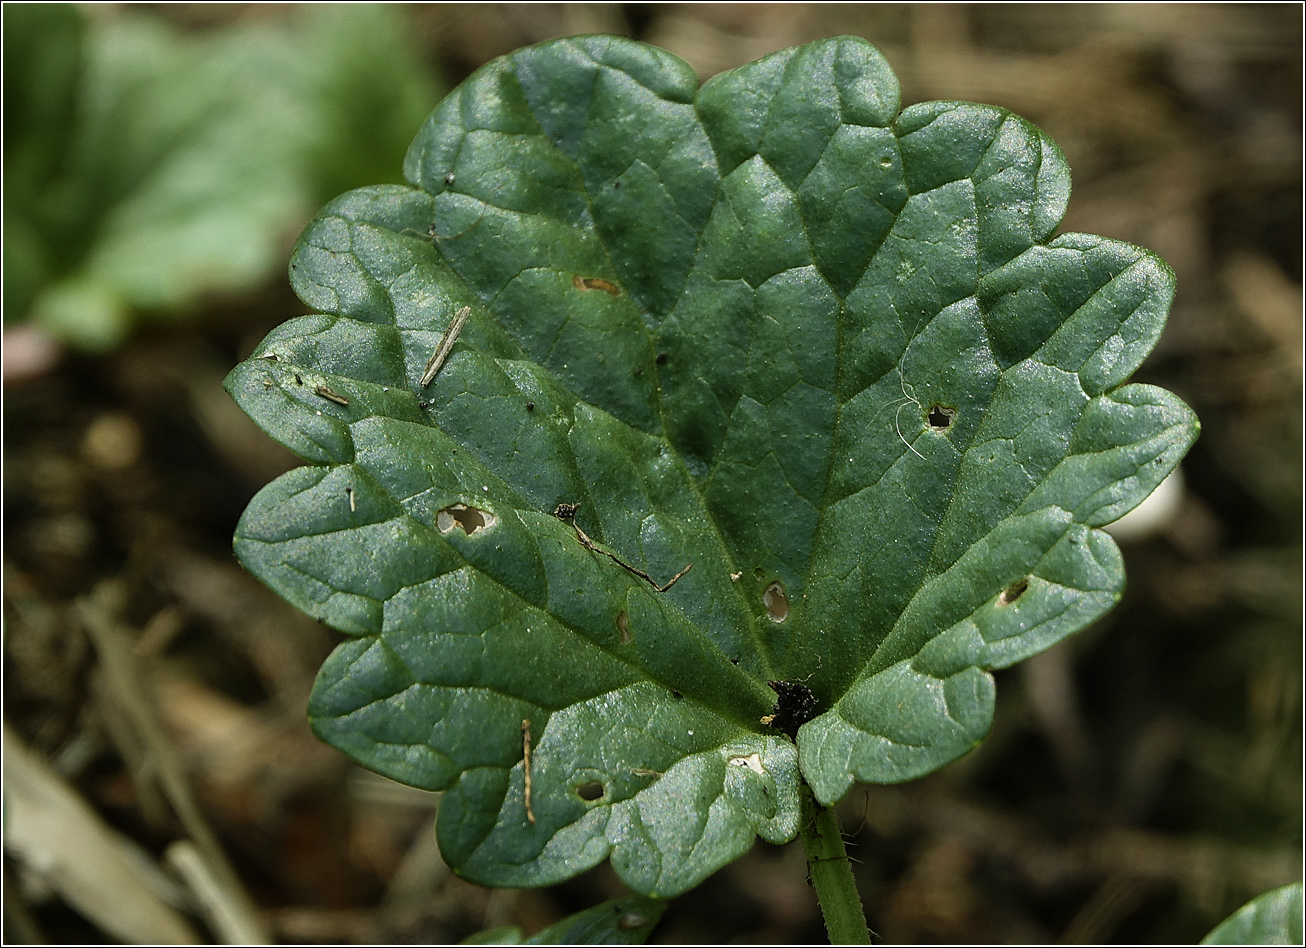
[
  {"xmin": 436, "ymin": 503, "xmax": 497, "ymax": 535},
  {"xmin": 617, "ymin": 610, "xmax": 632, "ymax": 644},
  {"xmin": 575, "ymin": 781, "xmax": 605, "ymax": 802},
  {"xmin": 617, "ymin": 914, "xmax": 650, "ymax": 931},
  {"xmin": 998, "ymin": 578, "xmax": 1029, "ymax": 606},
  {"xmin": 763, "ymin": 581, "xmax": 790, "ymax": 623},
  {"xmin": 927, "ymin": 404, "xmax": 957, "ymax": 429}
]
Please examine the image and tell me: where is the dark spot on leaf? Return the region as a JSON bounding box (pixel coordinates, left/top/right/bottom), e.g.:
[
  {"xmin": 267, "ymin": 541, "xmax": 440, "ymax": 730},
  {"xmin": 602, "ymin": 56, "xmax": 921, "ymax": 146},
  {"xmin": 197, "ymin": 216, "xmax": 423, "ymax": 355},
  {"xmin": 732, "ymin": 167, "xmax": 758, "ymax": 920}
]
[
  {"xmin": 765, "ymin": 680, "xmax": 821, "ymax": 740},
  {"xmin": 763, "ymin": 581, "xmax": 790, "ymax": 622},
  {"xmin": 576, "ymin": 781, "xmax": 605, "ymax": 802},
  {"xmin": 417, "ymin": 400, "xmax": 429, "ymax": 409},
  {"xmin": 612, "ymin": 179, "xmax": 620, "ymax": 189},
  {"xmin": 655, "ymin": 352, "xmax": 668, "ymax": 365},
  {"xmin": 731, "ymin": 657, "xmax": 740, "ymax": 665},
  {"xmin": 572, "ymin": 275, "xmax": 621, "ymax": 296},
  {"xmin": 437, "ymin": 503, "xmax": 497, "ymax": 535},
  {"xmin": 526, "ymin": 401, "xmax": 535, "ymax": 411},
  {"xmin": 635, "ymin": 368, "xmax": 643, "ymax": 377},
  {"xmin": 294, "ymin": 374, "xmax": 303, "ymax": 385},
  {"xmin": 617, "ymin": 610, "xmax": 631, "ymax": 644},
  {"xmin": 998, "ymin": 578, "xmax": 1029, "ymax": 606},
  {"xmin": 444, "ymin": 172, "xmax": 455, "ymax": 185},
  {"xmin": 927, "ymin": 404, "xmax": 956, "ymax": 429},
  {"xmin": 617, "ymin": 914, "xmax": 648, "ymax": 931},
  {"xmin": 553, "ymin": 502, "xmax": 579, "ymax": 522},
  {"xmin": 671, "ymin": 689, "xmax": 682, "ymax": 699}
]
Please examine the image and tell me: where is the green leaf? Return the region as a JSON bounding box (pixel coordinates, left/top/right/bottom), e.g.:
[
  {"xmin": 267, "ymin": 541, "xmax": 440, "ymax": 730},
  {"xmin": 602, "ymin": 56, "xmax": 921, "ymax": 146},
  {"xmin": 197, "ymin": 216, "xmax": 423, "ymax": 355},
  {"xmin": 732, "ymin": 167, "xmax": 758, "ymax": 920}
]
[
  {"xmin": 461, "ymin": 894, "xmax": 665, "ymax": 945},
  {"xmin": 1202, "ymin": 884, "xmax": 1304, "ymax": 946},
  {"xmin": 228, "ymin": 35, "xmax": 1199, "ymax": 896},
  {"xmin": 2, "ymin": 5, "xmax": 439, "ymax": 349}
]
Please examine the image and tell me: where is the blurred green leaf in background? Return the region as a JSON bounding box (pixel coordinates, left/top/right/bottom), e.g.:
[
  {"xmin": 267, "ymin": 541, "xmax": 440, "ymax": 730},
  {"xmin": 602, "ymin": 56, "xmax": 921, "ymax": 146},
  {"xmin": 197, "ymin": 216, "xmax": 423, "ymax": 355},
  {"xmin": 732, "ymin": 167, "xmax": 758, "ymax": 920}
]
[
  {"xmin": 3, "ymin": 4, "xmax": 442, "ymax": 351},
  {"xmin": 1201, "ymin": 882, "xmax": 1304, "ymax": 946}
]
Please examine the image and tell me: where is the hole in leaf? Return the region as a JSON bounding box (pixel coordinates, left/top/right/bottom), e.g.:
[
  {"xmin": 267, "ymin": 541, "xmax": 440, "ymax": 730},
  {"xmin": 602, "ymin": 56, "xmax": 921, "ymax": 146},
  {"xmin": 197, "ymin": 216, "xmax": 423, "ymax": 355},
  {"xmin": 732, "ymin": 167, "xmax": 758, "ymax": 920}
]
[
  {"xmin": 763, "ymin": 581, "xmax": 790, "ymax": 622},
  {"xmin": 436, "ymin": 503, "xmax": 497, "ymax": 535},
  {"xmin": 753, "ymin": 567, "xmax": 765, "ymax": 581},
  {"xmin": 575, "ymin": 781, "xmax": 605, "ymax": 802},
  {"xmin": 879, "ymin": 156, "xmax": 893, "ymax": 168},
  {"xmin": 998, "ymin": 578, "xmax": 1029, "ymax": 606},
  {"xmin": 617, "ymin": 610, "xmax": 631, "ymax": 644},
  {"xmin": 927, "ymin": 404, "xmax": 956, "ymax": 429}
]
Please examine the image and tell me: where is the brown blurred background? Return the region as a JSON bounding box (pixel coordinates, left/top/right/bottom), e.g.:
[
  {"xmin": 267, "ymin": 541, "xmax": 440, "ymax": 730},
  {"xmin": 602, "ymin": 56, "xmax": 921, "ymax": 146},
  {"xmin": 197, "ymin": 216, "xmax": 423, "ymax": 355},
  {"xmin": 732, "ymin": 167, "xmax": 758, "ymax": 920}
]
[{"xmin": 4, "ymin": 4, "xmax": 1301, "ymax": 944}]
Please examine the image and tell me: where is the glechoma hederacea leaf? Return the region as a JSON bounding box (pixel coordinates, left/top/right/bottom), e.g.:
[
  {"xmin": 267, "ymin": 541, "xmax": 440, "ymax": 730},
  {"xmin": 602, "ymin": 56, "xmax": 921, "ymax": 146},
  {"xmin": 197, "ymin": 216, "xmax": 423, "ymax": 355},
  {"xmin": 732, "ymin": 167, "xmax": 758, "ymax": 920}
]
[{"xmin": 226, "ymin": 35, "xmax": 1198, "ymax": 896}]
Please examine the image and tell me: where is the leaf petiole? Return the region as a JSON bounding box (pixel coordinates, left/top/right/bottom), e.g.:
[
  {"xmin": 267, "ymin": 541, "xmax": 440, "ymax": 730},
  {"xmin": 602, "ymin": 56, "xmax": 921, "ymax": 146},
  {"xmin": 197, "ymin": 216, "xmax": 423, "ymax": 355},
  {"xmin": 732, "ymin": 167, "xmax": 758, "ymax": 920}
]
[{"xmin": 799, "ymin": 785, "xmax": 870, "ymax": 945}]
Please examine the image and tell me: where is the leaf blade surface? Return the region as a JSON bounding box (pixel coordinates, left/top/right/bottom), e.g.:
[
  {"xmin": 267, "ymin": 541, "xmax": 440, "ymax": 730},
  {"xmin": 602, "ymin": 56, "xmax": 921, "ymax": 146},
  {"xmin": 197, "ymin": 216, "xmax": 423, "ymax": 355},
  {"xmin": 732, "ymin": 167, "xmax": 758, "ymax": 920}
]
[{"xmin": 228, "ymin": 35, "xmax": 1199, "ymax": 894}]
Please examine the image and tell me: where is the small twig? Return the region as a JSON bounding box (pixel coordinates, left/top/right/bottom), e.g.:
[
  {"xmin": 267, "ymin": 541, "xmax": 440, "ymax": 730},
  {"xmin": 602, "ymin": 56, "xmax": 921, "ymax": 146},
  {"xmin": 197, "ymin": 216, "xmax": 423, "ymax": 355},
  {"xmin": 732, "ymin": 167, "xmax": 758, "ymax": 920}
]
[
  {"xmin": 552, "ymin": 504, "xmax": 692, "ymax": 592},
  {"xmin": 522, "ymin": 719, "xmax": 535, "ymax": 824},
  {"xmin": 420, "ymin": 306, "xmax": 470, "ymax": 387},
  {"xmin": 653, "ymin": 563, "xmax": 694, "ymax": 592},
  {"xmin": 314, "ymin": 385, "xmax": 349, "ymax": 406}
]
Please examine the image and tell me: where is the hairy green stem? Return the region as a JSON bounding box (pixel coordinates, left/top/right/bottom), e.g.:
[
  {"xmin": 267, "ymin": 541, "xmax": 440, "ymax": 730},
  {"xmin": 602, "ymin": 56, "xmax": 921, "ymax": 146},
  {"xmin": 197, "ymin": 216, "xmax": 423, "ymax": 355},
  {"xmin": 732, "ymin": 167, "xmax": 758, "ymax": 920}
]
[{"xmin": 799, "ymin": 785, "xmax": 870, "ymax": 944}]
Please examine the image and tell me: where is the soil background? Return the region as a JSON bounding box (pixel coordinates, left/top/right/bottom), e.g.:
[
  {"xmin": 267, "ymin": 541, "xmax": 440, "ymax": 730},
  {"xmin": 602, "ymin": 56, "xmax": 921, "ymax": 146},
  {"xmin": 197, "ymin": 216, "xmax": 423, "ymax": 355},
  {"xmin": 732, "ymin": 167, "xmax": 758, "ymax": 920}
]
[{"xmin": 4, "ymin": 4, "xmax": 1302, "ymax": 944}]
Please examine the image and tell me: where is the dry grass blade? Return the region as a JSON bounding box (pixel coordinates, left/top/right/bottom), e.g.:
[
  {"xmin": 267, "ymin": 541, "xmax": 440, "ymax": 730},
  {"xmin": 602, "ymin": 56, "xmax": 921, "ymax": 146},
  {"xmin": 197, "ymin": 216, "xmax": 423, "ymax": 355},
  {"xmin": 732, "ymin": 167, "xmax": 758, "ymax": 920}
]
[
  {"xmin": 3, "ymin": 724, "xmax": 201, "ymax": 944},
  {"xmin": 78, "ymin": 582, "xmax": 269, "ymax": 944},
  {"xmin": 420, "ymin": 306, "xmax": 470, "ymax": 387}
]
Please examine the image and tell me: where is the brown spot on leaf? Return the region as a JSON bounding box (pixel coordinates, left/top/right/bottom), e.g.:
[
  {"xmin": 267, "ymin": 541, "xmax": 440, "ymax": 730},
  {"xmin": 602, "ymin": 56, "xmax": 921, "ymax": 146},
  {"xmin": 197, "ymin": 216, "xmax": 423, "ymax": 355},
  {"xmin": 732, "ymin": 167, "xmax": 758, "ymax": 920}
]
[
  {"xmin": 998, "ymin": 578, "xmax": 1029, "ymax": 605},
  {"xmin": 571, "ymin": 275, "xmax": 621, "ymax": 296}
]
